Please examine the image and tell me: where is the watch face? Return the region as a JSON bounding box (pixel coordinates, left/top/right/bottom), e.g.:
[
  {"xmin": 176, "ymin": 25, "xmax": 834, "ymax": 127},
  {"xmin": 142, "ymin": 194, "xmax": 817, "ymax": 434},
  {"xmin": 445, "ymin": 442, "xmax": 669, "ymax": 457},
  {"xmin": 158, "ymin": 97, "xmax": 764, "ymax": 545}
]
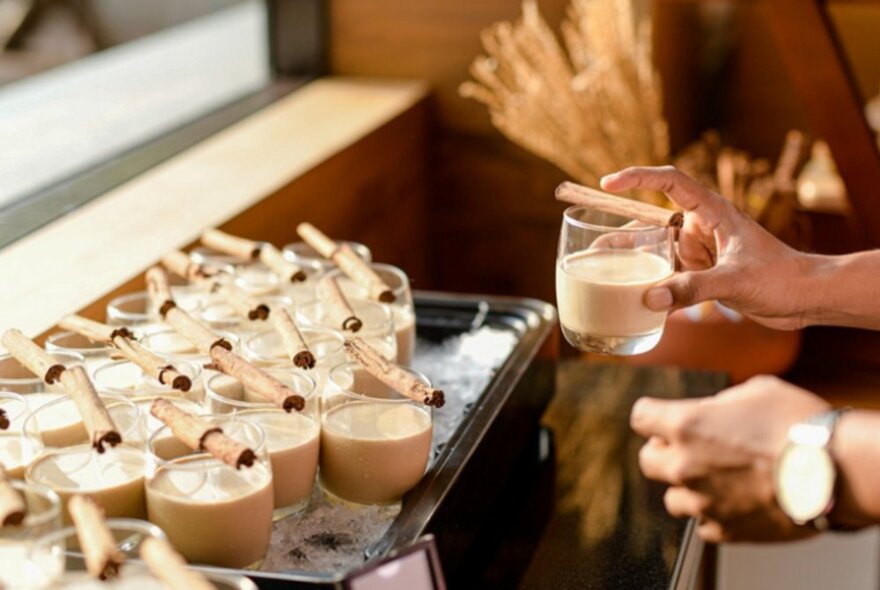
[{"xmin": 775, "ymin": 444, "xmax": 835, "ymax": 524}]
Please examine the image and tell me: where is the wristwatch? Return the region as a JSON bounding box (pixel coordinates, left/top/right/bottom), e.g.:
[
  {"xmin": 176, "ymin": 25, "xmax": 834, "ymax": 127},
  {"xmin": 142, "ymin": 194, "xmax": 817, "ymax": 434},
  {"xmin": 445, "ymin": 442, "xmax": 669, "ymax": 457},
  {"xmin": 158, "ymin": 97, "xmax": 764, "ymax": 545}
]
[{"xmin": 774, "ymin": 409, "xmax": 850, "ymax": 531}]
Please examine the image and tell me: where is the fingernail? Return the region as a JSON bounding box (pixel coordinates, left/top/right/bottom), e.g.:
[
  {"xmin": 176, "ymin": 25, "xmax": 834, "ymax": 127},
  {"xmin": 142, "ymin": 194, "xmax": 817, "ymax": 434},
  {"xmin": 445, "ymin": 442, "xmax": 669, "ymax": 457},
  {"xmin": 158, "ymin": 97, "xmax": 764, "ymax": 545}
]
[
  {"xmin": 645, "ymin": 287, "xmax": 674, "ymax": 310},
  {"xmin": 599, "ymin": 173, "xmax": 618, "ymax": 189}
]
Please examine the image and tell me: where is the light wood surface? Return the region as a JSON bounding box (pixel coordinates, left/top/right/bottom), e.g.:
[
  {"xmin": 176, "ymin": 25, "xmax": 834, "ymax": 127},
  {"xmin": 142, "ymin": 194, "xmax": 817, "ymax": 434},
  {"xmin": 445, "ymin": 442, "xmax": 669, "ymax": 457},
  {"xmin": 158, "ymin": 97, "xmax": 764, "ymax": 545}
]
[{"xmin": 0, "ymin": 77, "xmax": 428, "ymax": 339}]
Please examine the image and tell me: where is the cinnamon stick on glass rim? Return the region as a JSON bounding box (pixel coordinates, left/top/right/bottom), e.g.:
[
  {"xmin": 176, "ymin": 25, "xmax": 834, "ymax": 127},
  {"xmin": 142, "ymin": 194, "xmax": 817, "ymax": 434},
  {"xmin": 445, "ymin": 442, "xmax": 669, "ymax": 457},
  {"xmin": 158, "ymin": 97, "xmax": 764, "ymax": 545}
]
[
  {"xmin": 209, "ymin": 347, "xmax": 306, "ymax": 412},
  {"xmin": 297, "ymin": 223, "xmax": 395, "ymax": 303},
  {"xmin": 215, "ymin": 283, "xmax": 270, "ymax": 321},
  {"xmin": 0, "ymin": 464, "xmax": 26, "ymax": 527},
  {"xmin": 555, "ymin": 181, "xmax": 684, "ymax": 228},
  {"xmin": 59, "ymin": 315, "xmax": 192, "ymax": 393},
  {"xmin": 317, "ymin": 276, "xmax": 362, "ymax": 333},
  {"xmin": 60, "ymin": 366, "xmax": 122, "ymax": 453},
  {"xmin": 161, "ymin": 250, "xmax": 220, "ymax": 282},
  {"xmin": 0, "ymin": 408, "xmax": 8, "ymax": 431},
  {"xmin": 200, "ymin": 228, "xmax": 260, "ymax": 261},
  {"xmin": 140, "ymin": 537, "xmax": 216, "ymax": 590},
  {"xmin": 259, "ymin": 243, "xmax": 306, "ymax": 283},
  {"xmin": 68, "ymin": 495, "xmax": 125, "ymax": 580},
  {"xmin": 1, "ymin": 328, "xmax": 67, "ymax": 384},
  {"xmin": 151, "ymin": 398, "xmax": 256, "ymax": 469},
  {"xmin": 270, "ymin": 306, "xmax": 315, "ymax": 369},
  {"xmin": 344, "ymin": 338, "xmax": 445, "ymax": 408}
]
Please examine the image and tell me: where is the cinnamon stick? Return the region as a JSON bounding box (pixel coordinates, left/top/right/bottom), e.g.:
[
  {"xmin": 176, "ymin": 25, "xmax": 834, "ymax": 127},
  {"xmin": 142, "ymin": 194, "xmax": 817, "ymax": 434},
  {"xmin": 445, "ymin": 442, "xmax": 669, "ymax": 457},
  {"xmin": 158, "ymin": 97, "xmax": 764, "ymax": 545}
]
[
  {"xmin": 317, "ymin": 276, "xmax": 362, "ymax": 333},
  {"xmin": 0, "ymin": 408, "xmax": 7, "ymax": 431},
  {"xmin": 334, "ymin": 244, "xmax": 396, "ymax": 303},
  {"xmin": 1, "ymin": 329, "xmax": 67, "ymax": 384},
  {"xmin": 210, "ymin": 347, "xmax": 306, "ymax": 412},
  {"xmin": 60, "ymin": 366, "xmax": 121, "ymax": 452},
  {"xmin": 60, "ymin": 315, "xmax": 191, "ymax": 392},
  {"xmin": 215, "ymin": 283, "xmax": 269, "ymax": 321},
  {"xmin": 296, "ymin": 222, "xmax": 338, "ymax": 258},
  {"xmin": 150, "ymin": 399, "xmax": 255, "ymax": 469},
  {"xmin": 161, "ymin": 250, "xmax": 219, "ymax": 282},
  {"xmin": 260, "ymin": 243, "xmax": 306, "ymax": 283},
  {"xmin": 140, "ymin": 537, "xmax": 216, "ymax": 590},
  {"xmin": 344, "ymin": 338, "xmax": 445, "ymax": 408},
  {"xmin": 68, "ymin": 495, "xmax": 125, "ymax": 580},
  {"xmin": 269, "ymin": 307, "xmax": 315, "ymax": 370},
  {"xmin": 0, "ymin": 464, "xmax": 26, "ymax": 527},
  {"xmin": 165, "ymin": 308, "xmax": 233, "ymax": 354},
  {"xmin": 555, "ymin": 181, "xmax": 684, "ymax": 228},
  {"xmin": 200, "ymin": 229, "xmax": 260, "ymax": 261},
  {"xmin": 145, "ymin": 266, "xmax": 176, "ymax": 317}
]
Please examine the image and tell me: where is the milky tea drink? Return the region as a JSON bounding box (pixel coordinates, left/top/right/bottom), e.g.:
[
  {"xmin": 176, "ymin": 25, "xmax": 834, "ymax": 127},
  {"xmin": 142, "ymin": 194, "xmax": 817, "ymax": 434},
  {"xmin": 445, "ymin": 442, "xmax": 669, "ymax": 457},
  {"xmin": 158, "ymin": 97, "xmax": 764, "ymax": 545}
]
[{"xmin": 556, "ymin": 206, "xmax": 674, "ymax": 356}]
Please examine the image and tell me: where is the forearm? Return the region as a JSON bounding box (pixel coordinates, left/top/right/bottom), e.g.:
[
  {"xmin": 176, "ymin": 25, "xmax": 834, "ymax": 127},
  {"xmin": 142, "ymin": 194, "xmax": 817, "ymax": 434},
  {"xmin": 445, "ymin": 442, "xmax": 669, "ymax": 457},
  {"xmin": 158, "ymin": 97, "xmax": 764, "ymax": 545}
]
[
  {"xmin": 804, "ymin": 251, "xmax": 880, "ymax": 329},
  {"xmin": 831, "ymin": 411, "xmax": 880, "ymax": 526}
]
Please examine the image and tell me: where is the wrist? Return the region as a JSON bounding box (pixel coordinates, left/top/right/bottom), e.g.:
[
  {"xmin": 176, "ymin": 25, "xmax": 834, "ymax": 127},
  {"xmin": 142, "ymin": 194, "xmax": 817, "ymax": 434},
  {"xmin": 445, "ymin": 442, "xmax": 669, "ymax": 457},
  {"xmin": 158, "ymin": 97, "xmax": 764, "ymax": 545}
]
[
  {"xmin": 829, "ymin": 411, "xmax": 880, "ymax": 527},
  {"xmin": 797, "ymin": 253, "xmax": 838, "ymax": 328}
]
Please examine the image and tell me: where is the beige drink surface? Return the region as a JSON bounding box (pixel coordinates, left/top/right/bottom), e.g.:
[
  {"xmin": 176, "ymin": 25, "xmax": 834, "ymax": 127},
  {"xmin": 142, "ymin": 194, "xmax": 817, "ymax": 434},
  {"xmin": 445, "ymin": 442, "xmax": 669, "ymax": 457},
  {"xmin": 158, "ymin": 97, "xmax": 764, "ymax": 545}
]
[
  {"xmin": 556, "ymin": 249, "xmax": 672, "ymax": 338},
  {"xmin": 321, "ymin": 402, "xmax": 432, "ymax": 504},
  {"xmin": 146, "ymin": 456, "xmax": 273, "ymax": 568},
  {"xmin": 392, "ymin": 307, "xmax": 416, "ymax": 366},
  {"xmin": 27, "ymin": 445, "xmax": 147, "ymax": 523},
  {"xmin": 0, "ymin": 432, "xmax": 25, "ymax": 478}
]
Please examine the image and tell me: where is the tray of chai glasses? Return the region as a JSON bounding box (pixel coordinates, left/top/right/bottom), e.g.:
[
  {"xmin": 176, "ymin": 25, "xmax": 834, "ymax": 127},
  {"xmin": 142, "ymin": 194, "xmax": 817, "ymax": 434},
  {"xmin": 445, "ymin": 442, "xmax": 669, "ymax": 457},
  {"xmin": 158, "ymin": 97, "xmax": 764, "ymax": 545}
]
[{"xmin": 196, "ymin": 291, "xmax": 557, "ymax": 589}]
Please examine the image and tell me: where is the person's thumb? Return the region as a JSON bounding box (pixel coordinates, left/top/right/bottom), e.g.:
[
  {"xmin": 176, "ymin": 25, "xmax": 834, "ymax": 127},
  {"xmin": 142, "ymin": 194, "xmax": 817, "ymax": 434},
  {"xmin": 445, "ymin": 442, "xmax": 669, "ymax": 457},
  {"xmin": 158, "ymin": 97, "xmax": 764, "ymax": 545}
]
[{"xmin": 644, "ymin": 268, "xmax": 730, "ymax": 311}]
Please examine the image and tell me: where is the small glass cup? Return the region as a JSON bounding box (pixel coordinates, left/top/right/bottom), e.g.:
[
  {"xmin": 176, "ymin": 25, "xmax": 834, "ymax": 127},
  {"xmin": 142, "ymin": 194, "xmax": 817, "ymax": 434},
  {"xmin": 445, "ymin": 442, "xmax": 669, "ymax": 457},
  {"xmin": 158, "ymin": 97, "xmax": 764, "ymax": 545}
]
[
  {"xmin": 320, "ymin": 362, "xmax": 433, "ymax": 505},
  {"xmin": 0, "ymin": 481, "xmax": 62, "ymax": 590},
  {"xmin": 282, "ymin": 240, "xmax": 372, "ymax": 273},
  {"xmin": 145, "ymin": 417, "xmax": 273, "ymax": 569},
  {"xmin": 0, "ymin": 352, "xmax": 84, "ymax": 395},
  {"xmin": 205, "ymin": 371, "xmax": 319, "ymax": 518},
  {"xmin": 233, "ymin": 263, "xmax": 281, "ymax": 298},
  {"xmin": 139, "ymin": 329, "xmax": 240, "ymax": 366},
  {"xmin": 0, "ymin": 391, "xmax": 31, "ymax": 478},
  {"xmin": 28, "ymin": 518, "xmax": 165, "ymax": 588},
  {"xmin": 106, "ymin": 291, "xmax": 202, "ymax": 331},
  {"xmin": 297, "ymin": 299, "xmax": 397, "ymax": 361},
  {"xmin": 45, "ymin": 332, "xmax": 115, "ymax": 378},
  {"xmin": 190, "ymin": 247, "xmax": 243, "ymax": 272},
  {"xmin": 323, "ymin": 264, "xmax": 416, "ymax": 365},
  {"xmin": 243, "ymin": 326, "xmax": 345, "ymax": 396},
  {"xmin": 93, "ymin": 359, "xmax": 203, "ymax": 404},
  {"xmin": 199, "ymin": 295, "xmax": 294, "ymax": 336},
  {"xmin": 556, "ymin": 206, "xmax": 674, "ymax": 355},
  {"xmin": 130, "ymin": 396, "xmax": 206, "ymax": 462}
]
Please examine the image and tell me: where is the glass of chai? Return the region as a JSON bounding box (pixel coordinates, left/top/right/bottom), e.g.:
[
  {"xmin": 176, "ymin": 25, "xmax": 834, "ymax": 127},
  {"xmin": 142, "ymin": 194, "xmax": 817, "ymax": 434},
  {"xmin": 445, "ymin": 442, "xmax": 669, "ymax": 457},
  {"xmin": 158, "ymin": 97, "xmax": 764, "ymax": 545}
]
[
  {"xmin": 243, "ymin": 326, "xmax": 346, "ymax": 397},
  {"xmin": 139, "ymin": 329, "xmax": 240, "ymax": 367},
  {"xmin": 0, "ymin": 481, "xmax": 62, "ymax": 590},
  {"xmin": 93, "ymin": 359, "xmax": 203, "ymax": 405},
  {"xmin": 23, "ymin": 393, "xmax": 148, "ymax": 522},
  {"xmin": 282, "ymin": 240, "xmax": 372, "ymax": 273},
  {"xmin": 106, "ymin": 291, "xmax": 203, "ymax": 334},
  {"xmin": 145, "ymin": 417, "xmax": 273, "ymax": 569},
  {"xmin": 0, "ymin": 392, "xmax": 31, "ymax": 478},
  {"xmin": 205, "ymin": 370, "xmax": 319, "ymax": 518},
  {"xmin": 0, "ymin": 352, "xmax": 84, "ymax": 395},
  {"xmin": 322, "ymin": 264, "xmax": 416, "ymax": 366},
  {"xmin": 199, "ymin": 295, "xmax": 295, "ymax": 338},
  {"xmin": 320, "ymin": 362, "xmax": 433, "ymax": 506},
  {"xmin": 45, "ymin": 332, "xmax": 115, "ymax": 378},
  {"xmin": 556, "ymin": 206, "xmax": 675, "ymax": 355},
  {"xmin": 297, "ymin": 299, "xmax": 398, "ymax": 361}
]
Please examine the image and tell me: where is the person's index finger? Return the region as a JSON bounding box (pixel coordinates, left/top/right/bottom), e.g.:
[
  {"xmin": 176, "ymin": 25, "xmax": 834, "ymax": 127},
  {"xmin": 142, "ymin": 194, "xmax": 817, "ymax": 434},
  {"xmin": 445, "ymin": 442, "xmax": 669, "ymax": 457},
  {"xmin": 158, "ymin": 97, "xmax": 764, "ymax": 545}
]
[
  {"xmin": 601, "ymin": 166, "xmax": 728, "ymax": 228},
  {"xmin": 630, "ymin": 396, "xmax": 700, "ymax": 440}
]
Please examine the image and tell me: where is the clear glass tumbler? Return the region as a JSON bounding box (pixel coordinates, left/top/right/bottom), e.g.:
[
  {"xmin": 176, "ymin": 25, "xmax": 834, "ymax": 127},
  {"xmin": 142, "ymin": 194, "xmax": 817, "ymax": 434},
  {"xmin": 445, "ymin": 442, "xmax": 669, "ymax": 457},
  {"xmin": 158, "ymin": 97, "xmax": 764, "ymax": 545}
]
[
  {"xmin": 556, "ymin": 206, "xmax": 674, "ymax": 355},
  {"xmin": 0, "ymin": 481, "xmax": 62, "ymax": 590},
  {"xmin": 297, "ymin": 299, "xmax": 397, "ymax": 361},
  {"xmin": 0, "ymin": 391, "xmax": 31, "ymax": 478},
  {"xmin": 0, "ymin": 352, "xmax": 84, "ymax": 395}
]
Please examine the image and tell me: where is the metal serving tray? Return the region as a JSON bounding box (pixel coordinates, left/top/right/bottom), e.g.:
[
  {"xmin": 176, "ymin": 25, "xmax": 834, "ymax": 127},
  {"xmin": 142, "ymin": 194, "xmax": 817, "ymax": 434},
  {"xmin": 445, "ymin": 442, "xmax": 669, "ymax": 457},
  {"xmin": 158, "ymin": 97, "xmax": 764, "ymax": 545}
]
[{"xmin": 198, "ymin": 291, "xmax": 557, "ymax": 589}]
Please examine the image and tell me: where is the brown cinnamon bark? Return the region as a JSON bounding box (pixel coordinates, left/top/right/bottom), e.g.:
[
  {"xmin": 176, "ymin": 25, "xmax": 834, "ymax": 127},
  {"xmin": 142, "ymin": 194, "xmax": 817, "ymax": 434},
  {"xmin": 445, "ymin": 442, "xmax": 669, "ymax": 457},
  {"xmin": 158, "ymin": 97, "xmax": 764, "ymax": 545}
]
[
  {"xmin": 260, "ymin": 243, "xmax": 306, "ymax": 283},
  {"xmin": 68, "ymin": 495, "xmax": 125, "ymax": 580},
  {"xmin": 555, "ymin": 181, "xmax": 684, "ymax": 228},
  {"xmin": 210, "ymin": 347, "xmax": 306, "ymax": 412},
  {"xmin": 150, "ymin": 399, "xmax": 255, "ymax": 469},
  {"xmin": 0, "ymin": 464, "xmax": 26, "ymax": 527},
  {"xmin": 215, "ymin": 283, "xmax": 269, "ymax": 321},
  {"xmin": 270, "ymin": 307, "xmax": 315, "ymax": 369},
  {"xmin": 58, "ymin": 315, "xmax": 117, "ymax": 343},
  {"xmin": 317, "ymin": 276, "xmax": 362, "ymax": 333},
  {"xmin": 0, "ymin": 409, "xmax": 7, "ymax": 431},
  {"xmin": 60, "ymin": 367, "xmax": 122, "ymax": 452},
  {"xmin": 201, "ymin": 229, "xmax": 260, "ymax": 261},
  {"xmin": 165, "ymin": 308, "xmax": 233, "ymax": 354},
  {"xmin": 334, "ymin": 244, "xmax": 395, "ymax": 303},
  {"xmin": 344, "ymin": 338, "xmax": 445, "ymax": 408},
  {"xmin": 145, "ymin": 266, "xmax": 177, "ymax": 317},
  {"xmin": 140, "ymin": 537, "xmax": 216, "ymax": 590},
  {"xmin": 296, "ymin": 222, "xmax": 338, "ymax": 258},
  {"xmin": 1, "ymin": 329, "xmax": 66, "ymax": 384},
  {"xmin": 161, "ymin": 250, "xmax": 219, "ymax": 282}
]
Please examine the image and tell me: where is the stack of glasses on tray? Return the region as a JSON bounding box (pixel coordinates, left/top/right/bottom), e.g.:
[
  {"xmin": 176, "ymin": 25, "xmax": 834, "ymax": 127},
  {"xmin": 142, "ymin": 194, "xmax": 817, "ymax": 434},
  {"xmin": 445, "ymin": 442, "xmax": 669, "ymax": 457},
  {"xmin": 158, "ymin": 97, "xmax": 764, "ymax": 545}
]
[{"xmin": 0, "ymin": 225, "xmax": 445, "ymax": 587}]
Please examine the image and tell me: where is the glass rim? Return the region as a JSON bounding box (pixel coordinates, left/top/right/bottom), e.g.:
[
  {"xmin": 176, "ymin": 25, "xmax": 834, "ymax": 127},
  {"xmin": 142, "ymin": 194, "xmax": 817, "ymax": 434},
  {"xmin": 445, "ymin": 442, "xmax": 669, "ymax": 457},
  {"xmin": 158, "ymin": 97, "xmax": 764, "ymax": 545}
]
[
  {"xmin": 22, "ymin": 390, "xmax": 142, "ymax": 443},
  {"xmin": 298, "ymin": 298, "xmax": 393, "ymax": 332},
  {"xmin": 92, "ymin": 359, "xmax": 202, "ymax": 397},
  {"xmin": 282, "ymin": 240, "xmax": 371, "ymax": 263},
  {"xmin": 146, "ymin": 414, "xmax": 266, "ymax": 468},
  {"xmin": 31, "ymin": 517, "xmax": 166, "ymax": 555},
  {"xmin": 200, "ymin": 294, "xmax": 295, "ymax": 327},
  {"xmin": 205, "ymin": 369, "xmax": 317, "ymax": 411},
  {"xmin": 243, "ymin": 326, "xmax": 344, "ymax": 364},
  {"xmin": 26, "ymin": 443, "xmax": 146, "ymax": 492},
  {"xmin": 563, "ymin": 205, "xmax": 672, "ymax": 234},
  {"xmin": 328, "ymin": 361, "xmax": 432, "ymax": 405},
  {"xmin": 8, "ymin": 480, "xmax": 62, "ymax": 528},
  {"xmin": 0, "ymin": 390, "xmax": 29, "ymax": 423},
  {"xmin": 45, "ymin": 331, "xmax": 114, "ymax": 357},
  {"xmin": 0, "ymin": 351, "xmax": 85, "ymax": 385},
  {"xmin": 324, "ymin": 262, "xmax": 410, "ymax": 299},
  {"xmin": 139, "ymin": 328, "xmax": 241, "ymax": 359},
  {"xmin": 106, "ymin": 291, "xmax": 156, "ymax": 322}
]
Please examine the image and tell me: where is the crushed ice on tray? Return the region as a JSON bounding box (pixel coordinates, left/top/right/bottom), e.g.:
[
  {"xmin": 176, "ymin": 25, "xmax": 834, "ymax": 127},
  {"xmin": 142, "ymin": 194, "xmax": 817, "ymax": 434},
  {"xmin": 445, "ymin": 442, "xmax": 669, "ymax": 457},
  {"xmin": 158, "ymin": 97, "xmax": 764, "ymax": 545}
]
[{"xmin": 261, "ymin": 323, "xmax": 518, "ymax": 574}]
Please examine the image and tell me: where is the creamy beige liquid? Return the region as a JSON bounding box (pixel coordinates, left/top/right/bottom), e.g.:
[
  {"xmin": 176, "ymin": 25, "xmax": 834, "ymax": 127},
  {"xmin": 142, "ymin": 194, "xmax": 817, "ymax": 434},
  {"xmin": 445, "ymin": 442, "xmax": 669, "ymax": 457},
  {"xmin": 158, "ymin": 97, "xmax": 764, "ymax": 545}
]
[
  {"xmin": 95, "ymin": 361, "xmax": 203, "ymax": 405},
  {"xmin": 25, "ymin": 395, "xmax": 139, "ymax": 450},
  {"xmin": 391, "ymin": 307, "xmax": 416, "ymax": 366},
  {"xmin": 135, "ymin": 398, "xmax": 203, "ymax": 461},
  {"xmin": 244, "ymin": 331, "xmax": 346, "ymax": 398},
  {"xmin": 320, "ymin": 402, "xmax": 432, "ymax": 504},
  {"xmin": 0, "ymin": 432, "xmax": 25, "ymax": 478},
  {"xmin": 236, "ymin": 266, "xmax": 280, "ymax": 297},
  {"xmin": 146, "ymin": 456, "xmax": 273, "ymax": 568},
  {"xmin": 556, "ymin": 250, "xmax": 672, "ymax": 352},
  {"xmin": 241, "ymin": 411, "xmax": 319, "ymax": 511},
  {"xmin": 143, "ymin": 332, "xmax": 199, "ymax": 356},
  {"xmin": 27, "ymin": 446, "xmax": 147, "ymax": 523}
]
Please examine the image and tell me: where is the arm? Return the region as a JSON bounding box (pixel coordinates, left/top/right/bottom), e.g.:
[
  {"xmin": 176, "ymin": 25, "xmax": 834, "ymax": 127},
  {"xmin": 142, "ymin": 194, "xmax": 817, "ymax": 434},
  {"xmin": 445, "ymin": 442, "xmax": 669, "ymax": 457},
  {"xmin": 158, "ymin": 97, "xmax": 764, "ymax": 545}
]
[
  {"xmin": 601, "ymin": 166, "xmax": 880, "ymax": 331},
  {"xmin": 831, "ymin": 411, "xmax": 880, "ymax": 526}
]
